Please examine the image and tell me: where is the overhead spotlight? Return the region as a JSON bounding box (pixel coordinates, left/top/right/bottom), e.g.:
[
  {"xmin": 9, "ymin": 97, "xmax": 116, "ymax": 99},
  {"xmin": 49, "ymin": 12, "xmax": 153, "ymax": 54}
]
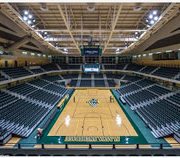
[
  {"xmin": 24, "ymin": 10, "xmax": 29, "ymax": 15},
  {"xmin": 145, "ymin": 9, "xmax": 160, "ymax": 28},
  {"xmin": 150, "ymin": 20, "xmax": 155, "ymax": 25},
  {"xmin": 28, "ymin": 14, "xmax": 33, "ymax": 19},
  {"xmin": 27, "ymin": 20, "xmax": 32, "ymax": 24},
  {"xmin": 44, "ymin": 32, "xmax": 47, "ymax": 35},
  {"xmin": 153, "ymin": 10, "xmax": 157, "ymax": 15},
  {"xmin": 33, "ymin": 19, "xmax": 36, "ymax": 22},
  {"xmin": 135, "ymin": 31, "xmax": 138, "ymax": 35},
  {"xmin": 149, "ymin": 14, "xmax": 153, "ymax": 19},
  {"xmin": 154, "ymin": 16, "xmax": 158, "ymax": 21},
  {"xmin": 116, "ymin": 48, "xmax": 120, "ymax": 52},
  {"xmin": 23, "ymin": 16, "xmax": 28, "ymax": 21}
]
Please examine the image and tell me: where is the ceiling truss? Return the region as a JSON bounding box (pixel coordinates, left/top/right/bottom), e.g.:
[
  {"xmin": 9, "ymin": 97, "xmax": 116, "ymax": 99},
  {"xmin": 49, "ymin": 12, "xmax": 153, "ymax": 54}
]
[{"xmin": 0, "ymin": 3, "xmax": 179, "ymax": 55}]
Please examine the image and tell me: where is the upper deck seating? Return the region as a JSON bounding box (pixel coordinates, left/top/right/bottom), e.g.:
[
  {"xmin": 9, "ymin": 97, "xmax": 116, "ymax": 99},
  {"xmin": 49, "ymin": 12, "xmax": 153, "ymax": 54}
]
[
  {"xmin": 30, "ymin": 68, "xmax": 44, "ymax": 74},
  {"xmin": 2, "ymin": 67, "xmax": 32, "ymax": 78},
  {"xmin": 152, "ymin": 67, "xmax": 180, "ymax": 79},
  {"xmin": 41, "ymin": 63, "xmax": 59, "ymax": 71},
  {"xmin": 94, "ymin": 80, "xmax": 105, "ymax": 87},
  {"xmin": 80, "ymin": 80, "xmax": 91, "ymax": 87}
]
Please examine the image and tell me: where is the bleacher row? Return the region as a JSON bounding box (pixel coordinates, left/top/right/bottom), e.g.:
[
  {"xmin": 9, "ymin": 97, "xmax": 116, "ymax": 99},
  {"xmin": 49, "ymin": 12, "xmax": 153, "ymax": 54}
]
[
  {"xmin": 68, "ymin": 73, "xmax": 118, "ymax": 87},
  {"xmin": 104, "ymin": 63, "xmax": 180, "ymax": 81},
  {"xmin": 0, "ymin": 63, "xmax": 179, "ymax": 140},
  {"xmin": 0, "ymin": 63, "xmax": 180, "ymax": 82},
  {"xmin": 116, "ymin": 78, "xmax": 180, "ymax": 138},
  {"xmin": 0, "ymin": 127, "xmax": 11, "ymax": 144},
  {"xmin": 0, "ymin": 75, "xmax": 69, "ymax": 138}
]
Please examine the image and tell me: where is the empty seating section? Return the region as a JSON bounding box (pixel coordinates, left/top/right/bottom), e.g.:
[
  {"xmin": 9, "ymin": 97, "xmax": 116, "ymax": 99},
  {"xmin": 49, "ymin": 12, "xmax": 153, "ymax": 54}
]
[
  {"xmin": 152, "ymin": 67, "xmax": 180, "ymax": 79},
  {"xmin": 0, "ymin": 127, "xmax": 11, "ymax": 142},
  {"xmin": 167, "ymin": 93, "xmax": 180, "ymax": 105},
  {"xmin": 118, "ymin": 84, "xmax": 141, "ymax": 96},
  {"xmin": 94, "ymin": 73, "xmax": 103, "ymax": 78},
  {"xmin": 123, "ymin": 75, "xmax": 141, "ymax": 82},
  {"xmin": 104, "ymin": 64, "xmax": 117, "ymax": 69},
  {"xmin": 124, "ymin": 90, "xmax": 158, "ymax": 106},
  {"xmin": 107, "ymin": 80, "xmax": 116, "ymax": 87},
  {"xmin": 136, "ymin": 100, "xmax": 180, "ymax": 138},
  {"xmin": 106, "ymin": 73, "xmax": 124, "ymax": 79},
  {"xmin": 61, "ymin": 74, "xmax": 78, "ymax": 79},
  {"xmin": 59, "ymin": 64, "xmax": 80, "ymax": 69},
  {"xmin": 30, "ymin": 68, "xmax": 44, "ymax": 74},
  {"xmin": 0, "ymin": 76, "xmax": 70, "ymax": 138},
  {"xmin": 117, "ymin": 76, "xmax": 180, "ymax": 138},
  {"xmin": 147, "ymin": 85, "xmax": 171, "ymax": 96},
  {"xmin": 140, "ymin": 66, "xmax": 156, "ymax": 74},
  {"xmin": 94, "ymin": 80, "xmax": 105, "ymax": 87},
  {"xmin": 126, "ymin": 64, "xmax": 144, "ymax": 71},
  {"xmin": 104, "ymin": 64, "xmax": 126, "ymax": 70},
  {"xmin": 27, "ymin": 89, "xmax": 60, "ymax": 105},
  {"xmin": 0, "ymin": 99, "xmax": 49, "ymax": 137},
  {"xmin": 0, "ymin": 74, "xmax": 7, "ymax": 81},
  {"xmin": 80, "ymin": 80, "xmax": 91, "ymax": 87},
  {"xmin": 0, "ymin": 91, "xmax": 18, "ymax": 109},
  {"xmin": 81, "ymin": 73, "xmax": 91, "ymax": 78},
  {"xmin": 69, "ymin": 80, "xmax": 78, "ymax": 87},
  {"xmin": 43, "ymin": 83, "xmax": 67, "ymax": 95},
  {"xmin": 41, "ymin": 63, "xmax": 59, "ymax": 71},
  {"xmin": 0, "ymin": 63, "xmax": 179, "ymax": 82},
  {"xmin": 29, "ymin": 79, "xmax": 49, "ymax": 87},
  {"xmin": 2, "ymin": 67, "xmax": 32, "ymax": 78},
  {"xmin": 8, "ymin": 84, "xmax": 37, "ymax": 96},
  {"xmin": 136, "ymin": 79, "xmax": 155, "ymax": 87},
  {"xmin": 116, "ymin": 64, "xmax": 126, "ymax": 69},
  {"xmin": 55, "ymin": 81, "xmax": 65, "ymax": 86},
  {"xmin": 42, "ymin": 75, "xmax": 63, "ymax": 82}
]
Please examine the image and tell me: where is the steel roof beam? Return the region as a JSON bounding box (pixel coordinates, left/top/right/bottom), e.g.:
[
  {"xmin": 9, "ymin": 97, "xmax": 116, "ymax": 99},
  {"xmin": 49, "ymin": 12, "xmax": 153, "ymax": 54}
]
[
  {"xmin": 103, "ymin": 4, "xmax": 123, "ymax": 53},
  {"xmin": 58, "ymin": 5, "xmax": 81, "ymax": 53}
]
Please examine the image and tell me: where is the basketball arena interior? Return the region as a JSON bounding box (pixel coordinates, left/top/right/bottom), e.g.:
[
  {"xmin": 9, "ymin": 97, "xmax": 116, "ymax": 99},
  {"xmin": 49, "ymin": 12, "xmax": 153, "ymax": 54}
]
[{"xmin": 0, "ymin": 2, "xmax": 180, "ymax": 156}]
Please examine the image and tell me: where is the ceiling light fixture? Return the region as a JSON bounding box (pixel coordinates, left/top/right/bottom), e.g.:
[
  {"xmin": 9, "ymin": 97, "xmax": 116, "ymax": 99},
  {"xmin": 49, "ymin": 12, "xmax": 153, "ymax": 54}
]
[
  {"xmin": 153, "ymin": 10, "xmax": 157, "ymax": 15},
  {"xmin": 28, "ymin": 20, "xmax": 32, "ymax": 24},
  {"xmin": 24, "ymin": 10, "xmax": 29, "ymax": 15},
  {"xmin": 23, "ymin": 16, "xmax": 28, "ymax": 21},
  {"xmin": 28, "ymin": 14, "xmax": 33, "ymax": 19},
  {"xmin": 22, "ymin": 10, "xmax": 36, "ymax": 28},
  {"xmin": 145, "ymin": 9, "xmax": 160, "ymax": 27}
]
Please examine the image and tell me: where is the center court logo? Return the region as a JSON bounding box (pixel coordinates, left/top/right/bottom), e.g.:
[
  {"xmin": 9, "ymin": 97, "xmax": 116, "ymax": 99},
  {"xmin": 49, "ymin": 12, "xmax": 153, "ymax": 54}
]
[{"xmin": 88, "ymin": 98, "xmax": 98, "ymax": 107}]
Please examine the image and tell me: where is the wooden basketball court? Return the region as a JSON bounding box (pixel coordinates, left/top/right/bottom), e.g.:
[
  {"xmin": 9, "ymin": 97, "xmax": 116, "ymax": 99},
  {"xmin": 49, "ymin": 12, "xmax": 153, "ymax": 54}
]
[{"xmin": 48, "ymin": 89, "xmax": 137, "ymax": 137}]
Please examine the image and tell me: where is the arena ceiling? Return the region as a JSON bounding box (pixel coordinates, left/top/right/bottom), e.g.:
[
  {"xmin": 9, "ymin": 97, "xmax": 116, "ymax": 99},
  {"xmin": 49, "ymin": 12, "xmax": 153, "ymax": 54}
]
[{"xmin": 0, "ymin": 3, "xmax": 180, "ymax": 55}]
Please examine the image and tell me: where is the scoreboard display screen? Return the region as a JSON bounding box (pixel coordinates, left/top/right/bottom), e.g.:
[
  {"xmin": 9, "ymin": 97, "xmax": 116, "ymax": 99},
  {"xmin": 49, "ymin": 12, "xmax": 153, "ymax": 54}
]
[
  {"xmin": 83, "ymin": 48, "xmax": 99, "ymax": 56},
  {"xmin": 83, "ymin": 64, "xmax": 100, "ymax": 73},
  {"xmin": 81, "ymin": 46, "xmax": 102, "ymax": 56}
]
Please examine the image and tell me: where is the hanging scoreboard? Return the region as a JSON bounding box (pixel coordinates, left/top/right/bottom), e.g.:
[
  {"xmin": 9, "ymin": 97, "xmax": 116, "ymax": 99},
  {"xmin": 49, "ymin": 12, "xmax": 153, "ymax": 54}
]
[
  {"xmin": 81, "ymin": 46, "xmax": 102, "ymax": 56},
  {"xmin": 83, "ymin": 64, "xmax": 100, "ymax": 73}
]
